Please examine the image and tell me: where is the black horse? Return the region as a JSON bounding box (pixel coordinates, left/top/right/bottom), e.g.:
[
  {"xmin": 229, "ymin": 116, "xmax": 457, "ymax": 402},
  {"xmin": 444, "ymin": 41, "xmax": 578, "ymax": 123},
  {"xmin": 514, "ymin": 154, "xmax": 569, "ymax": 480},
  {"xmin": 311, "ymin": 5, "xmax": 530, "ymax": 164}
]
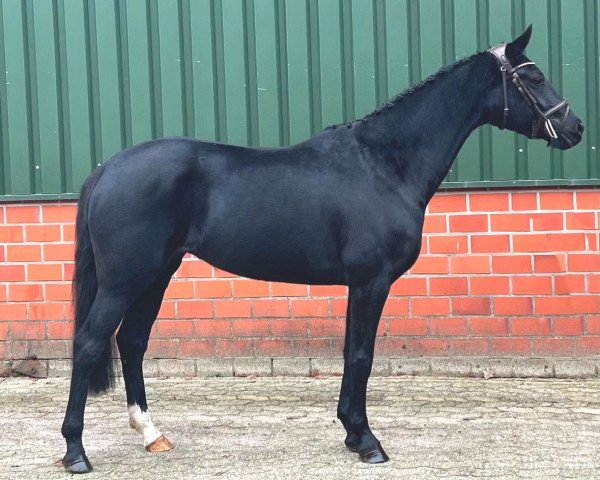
[{"xmin": 61, "ymin": 27, "xmax": 583, "ymax": 473}]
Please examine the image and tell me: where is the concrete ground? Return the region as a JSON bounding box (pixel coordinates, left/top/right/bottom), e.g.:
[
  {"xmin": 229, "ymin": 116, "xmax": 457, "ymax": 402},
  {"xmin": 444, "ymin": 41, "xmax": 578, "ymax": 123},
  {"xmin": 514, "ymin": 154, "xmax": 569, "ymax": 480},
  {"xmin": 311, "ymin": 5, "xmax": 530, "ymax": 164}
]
[{"xmin": 0, "ymin": 376, "xmax": 598, "ymax": 480}]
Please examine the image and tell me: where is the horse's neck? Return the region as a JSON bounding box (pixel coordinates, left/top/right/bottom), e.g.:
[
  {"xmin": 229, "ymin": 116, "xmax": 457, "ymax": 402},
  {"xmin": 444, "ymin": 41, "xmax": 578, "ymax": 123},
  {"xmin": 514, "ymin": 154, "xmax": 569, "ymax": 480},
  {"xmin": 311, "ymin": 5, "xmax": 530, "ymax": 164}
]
[{"xmin": 357, "ymin": 55, "xmax": 496, "ymax": 205}]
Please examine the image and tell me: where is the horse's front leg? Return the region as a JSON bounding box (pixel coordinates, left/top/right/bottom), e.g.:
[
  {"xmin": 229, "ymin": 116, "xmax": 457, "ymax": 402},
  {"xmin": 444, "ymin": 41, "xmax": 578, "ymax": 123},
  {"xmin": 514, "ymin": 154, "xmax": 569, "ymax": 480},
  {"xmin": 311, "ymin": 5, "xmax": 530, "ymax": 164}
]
[{"xmin": 337, "ymin": 275, "xmax": 391, "ymax": 463}]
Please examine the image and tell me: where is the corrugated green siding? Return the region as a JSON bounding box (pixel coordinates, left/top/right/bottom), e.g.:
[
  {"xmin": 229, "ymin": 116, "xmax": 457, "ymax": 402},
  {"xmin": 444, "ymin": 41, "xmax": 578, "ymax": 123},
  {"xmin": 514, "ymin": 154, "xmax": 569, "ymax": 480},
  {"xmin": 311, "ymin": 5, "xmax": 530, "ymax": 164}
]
[{"xmin": 0, "ymin": 0, "xmax": 598, "ymax": 199}]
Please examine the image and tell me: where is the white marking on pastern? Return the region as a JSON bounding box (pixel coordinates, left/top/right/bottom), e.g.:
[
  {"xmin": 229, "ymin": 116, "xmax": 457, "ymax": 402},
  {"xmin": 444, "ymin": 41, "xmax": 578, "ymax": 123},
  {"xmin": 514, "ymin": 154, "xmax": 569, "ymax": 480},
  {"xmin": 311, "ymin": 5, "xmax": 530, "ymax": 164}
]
[{"xmin": 128, "ymin": 404, "xmax": 162, "ymax": 447}]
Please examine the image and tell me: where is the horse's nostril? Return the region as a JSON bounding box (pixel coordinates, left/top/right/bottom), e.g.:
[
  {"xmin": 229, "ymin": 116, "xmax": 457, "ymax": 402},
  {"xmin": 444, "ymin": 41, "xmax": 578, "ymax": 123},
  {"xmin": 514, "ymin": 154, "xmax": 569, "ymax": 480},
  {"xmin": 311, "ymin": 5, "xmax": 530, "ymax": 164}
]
[{"xmin": 577, "ymin": 122, "xmax": 585, "ymax": 134}]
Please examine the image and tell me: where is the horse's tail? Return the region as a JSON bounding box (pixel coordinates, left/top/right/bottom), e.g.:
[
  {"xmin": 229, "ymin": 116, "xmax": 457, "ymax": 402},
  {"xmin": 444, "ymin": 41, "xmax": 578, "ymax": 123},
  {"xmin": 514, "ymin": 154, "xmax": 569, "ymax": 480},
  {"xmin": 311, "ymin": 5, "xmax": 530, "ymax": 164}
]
[{"xmin": 72, "ymin": 164, "xmax": 113, "ymax": 394}]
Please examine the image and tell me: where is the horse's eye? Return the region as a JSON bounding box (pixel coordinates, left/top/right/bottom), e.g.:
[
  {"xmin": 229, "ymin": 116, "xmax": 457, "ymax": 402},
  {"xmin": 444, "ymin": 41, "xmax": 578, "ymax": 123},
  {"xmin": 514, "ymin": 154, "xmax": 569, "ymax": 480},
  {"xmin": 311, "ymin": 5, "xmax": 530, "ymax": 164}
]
[{"xmin": 533, "ymin": 76, "xmax": 544, "ymax": 86}]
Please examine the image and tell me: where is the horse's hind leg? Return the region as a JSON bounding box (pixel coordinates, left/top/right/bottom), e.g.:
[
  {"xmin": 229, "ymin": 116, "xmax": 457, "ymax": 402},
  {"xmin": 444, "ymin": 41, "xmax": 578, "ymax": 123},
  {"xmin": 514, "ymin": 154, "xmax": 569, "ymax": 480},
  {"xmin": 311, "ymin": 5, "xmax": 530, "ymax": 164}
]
[
  {"xmin": 61, "ymin": 292, "xmax": 131, "ymax": 473},
  {"xmin": 337, "ymin": 275, "xmax": 391, "ymax": 463},
  {"xmin": 116, "ymin": 257, "xmax": 182, "ymax": 452}
]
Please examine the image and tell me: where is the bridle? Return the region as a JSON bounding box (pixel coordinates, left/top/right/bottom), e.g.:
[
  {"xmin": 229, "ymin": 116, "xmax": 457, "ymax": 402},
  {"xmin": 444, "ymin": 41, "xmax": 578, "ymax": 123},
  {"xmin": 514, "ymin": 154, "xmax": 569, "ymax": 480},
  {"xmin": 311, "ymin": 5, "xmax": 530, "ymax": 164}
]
[{"xmin": 488, "ymin": 43, "xmax": 569, "ymax": 140}]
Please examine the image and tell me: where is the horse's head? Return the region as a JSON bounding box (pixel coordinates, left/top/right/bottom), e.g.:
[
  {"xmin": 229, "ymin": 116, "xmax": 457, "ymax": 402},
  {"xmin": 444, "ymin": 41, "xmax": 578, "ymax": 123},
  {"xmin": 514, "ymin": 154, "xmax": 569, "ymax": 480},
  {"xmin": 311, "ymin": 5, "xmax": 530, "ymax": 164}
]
[{"xmin": 488, "ymin": 25, "xmax": 583, "ymax": 150}]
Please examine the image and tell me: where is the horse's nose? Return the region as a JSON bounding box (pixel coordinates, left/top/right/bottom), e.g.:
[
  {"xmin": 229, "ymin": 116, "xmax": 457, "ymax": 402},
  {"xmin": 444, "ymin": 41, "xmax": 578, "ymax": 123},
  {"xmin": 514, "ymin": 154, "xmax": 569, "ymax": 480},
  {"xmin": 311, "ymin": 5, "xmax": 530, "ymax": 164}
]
[{"xmin": 577, "ymin": 122, "xmax": 584, "ymax": 135}]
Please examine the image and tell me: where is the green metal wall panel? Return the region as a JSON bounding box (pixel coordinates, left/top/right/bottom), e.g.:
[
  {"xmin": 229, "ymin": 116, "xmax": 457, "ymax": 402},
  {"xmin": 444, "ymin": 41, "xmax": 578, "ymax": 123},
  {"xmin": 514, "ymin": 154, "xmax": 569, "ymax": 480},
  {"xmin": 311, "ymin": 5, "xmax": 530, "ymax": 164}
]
[{"xmin": 0, "ymin": 0, "xmax": 598, "ymax": 199}]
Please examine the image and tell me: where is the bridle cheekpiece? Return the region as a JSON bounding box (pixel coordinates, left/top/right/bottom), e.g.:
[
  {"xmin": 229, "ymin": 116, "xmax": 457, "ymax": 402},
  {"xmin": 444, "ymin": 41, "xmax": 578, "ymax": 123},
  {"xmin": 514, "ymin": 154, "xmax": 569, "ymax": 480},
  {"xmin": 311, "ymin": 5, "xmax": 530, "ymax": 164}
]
[{"xmin": 488, "ymin": 43, "xmax": 569, "ymax": 140}]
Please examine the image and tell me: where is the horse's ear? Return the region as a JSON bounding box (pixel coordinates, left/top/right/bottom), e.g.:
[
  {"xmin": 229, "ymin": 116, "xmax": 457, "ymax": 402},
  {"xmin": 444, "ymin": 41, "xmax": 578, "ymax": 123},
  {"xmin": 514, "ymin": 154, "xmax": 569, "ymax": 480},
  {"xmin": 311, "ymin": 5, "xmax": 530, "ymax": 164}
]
[{"xmin": 507, "ymin": 25, "xmax": 533, "ymax": 57}]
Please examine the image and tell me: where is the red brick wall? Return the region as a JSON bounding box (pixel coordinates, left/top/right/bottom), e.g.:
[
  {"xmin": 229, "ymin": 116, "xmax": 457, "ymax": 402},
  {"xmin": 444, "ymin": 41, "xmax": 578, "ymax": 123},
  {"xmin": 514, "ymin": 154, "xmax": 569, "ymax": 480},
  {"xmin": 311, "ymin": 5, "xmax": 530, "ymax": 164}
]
[{"xmin": 1, "ymin": 189, "xmax": 599, "ymax": 361}]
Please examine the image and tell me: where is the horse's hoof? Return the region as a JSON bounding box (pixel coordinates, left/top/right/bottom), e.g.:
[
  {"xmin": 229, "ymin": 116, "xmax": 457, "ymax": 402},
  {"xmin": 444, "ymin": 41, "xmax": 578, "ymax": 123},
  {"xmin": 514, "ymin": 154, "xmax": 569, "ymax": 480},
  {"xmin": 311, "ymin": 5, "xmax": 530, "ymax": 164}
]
[
  {"xmin": 358, "ymin": 443, "xmax": 389, "ymax": 464},
  {"xmin": 145, "ymin": 435, "xmax": 173, "ymax": 452},
  {"xmin": 62, "ymin": 453, "xmax": 93, "ymax": 474}
]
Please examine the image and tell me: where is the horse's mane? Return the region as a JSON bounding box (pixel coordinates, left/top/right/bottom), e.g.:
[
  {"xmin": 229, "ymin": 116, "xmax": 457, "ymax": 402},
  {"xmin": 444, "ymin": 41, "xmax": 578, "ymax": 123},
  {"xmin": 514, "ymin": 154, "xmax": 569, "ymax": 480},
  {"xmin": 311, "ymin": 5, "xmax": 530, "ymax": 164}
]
[{"xmin": 326, "ymin": 51, "xmax": 487, "ymax": 129}]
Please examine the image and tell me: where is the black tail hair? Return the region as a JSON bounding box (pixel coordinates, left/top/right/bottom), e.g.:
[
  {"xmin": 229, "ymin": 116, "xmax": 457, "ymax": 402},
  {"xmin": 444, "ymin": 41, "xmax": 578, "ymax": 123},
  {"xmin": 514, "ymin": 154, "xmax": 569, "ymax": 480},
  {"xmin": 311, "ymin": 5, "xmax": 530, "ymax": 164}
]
[{"xmin": 72, "ymin": 165, "xmax": 114, "ymax": 394}]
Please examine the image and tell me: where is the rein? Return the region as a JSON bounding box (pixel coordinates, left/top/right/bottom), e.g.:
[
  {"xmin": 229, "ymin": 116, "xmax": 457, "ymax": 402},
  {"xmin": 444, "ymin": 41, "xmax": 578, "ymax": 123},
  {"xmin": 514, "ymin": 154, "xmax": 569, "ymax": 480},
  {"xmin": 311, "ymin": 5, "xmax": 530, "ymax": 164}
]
[{"xmin": 488, "ymin": 43, "xmax": 569, "ymax": 140}]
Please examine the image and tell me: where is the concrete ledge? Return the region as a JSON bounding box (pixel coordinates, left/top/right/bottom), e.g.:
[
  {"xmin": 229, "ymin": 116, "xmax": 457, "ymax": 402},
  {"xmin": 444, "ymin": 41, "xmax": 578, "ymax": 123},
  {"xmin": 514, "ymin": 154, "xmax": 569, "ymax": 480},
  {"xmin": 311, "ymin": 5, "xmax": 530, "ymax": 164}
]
[{"xmin": 10, "ymin": 356, "xmax": 600, "ymax": 379}]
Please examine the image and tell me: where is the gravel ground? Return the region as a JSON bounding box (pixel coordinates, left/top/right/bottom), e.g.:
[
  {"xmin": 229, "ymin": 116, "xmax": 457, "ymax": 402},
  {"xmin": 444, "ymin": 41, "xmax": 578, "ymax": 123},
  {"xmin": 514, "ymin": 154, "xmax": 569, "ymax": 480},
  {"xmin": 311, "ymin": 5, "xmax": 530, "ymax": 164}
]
[{"xmin": 0, "ymin": 376, "xmax": 599, "ymax": 480}]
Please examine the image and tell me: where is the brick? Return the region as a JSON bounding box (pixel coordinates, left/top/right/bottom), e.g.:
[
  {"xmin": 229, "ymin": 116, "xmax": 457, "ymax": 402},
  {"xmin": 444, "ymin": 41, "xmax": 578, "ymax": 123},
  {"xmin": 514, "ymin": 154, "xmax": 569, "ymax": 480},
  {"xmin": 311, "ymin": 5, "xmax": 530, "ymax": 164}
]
[
  {"xmin": 574, "ymin": 337, "xmax": 600, "ymax": 355},
  {"xmin": 492, "ymin": 255, "xmax": 532, "ymax": 274},
  {"xmin": 177, "ymin": 300, "xmax": 213, "ymax": 319},
  {"xmin": 232, "ymin": 279, "xmax": 270, "ymax": 297},
  {"xmin": 531, "ymin": 213, "xmax": 564, "ymax": 231},
  {"xmin": 490, "ymin": 338, "xmax": 531, "ymax": 356},
  {"xmin": 427, "ymin": 194, "xmax": 466, "ymax": 213},
  {"xmin": 566, "ymin": 212, "xmax": 596, "ymax": 230},
  {"xmin": 272, "ymin": 357, "xmax": 310, "ymax": 376},
  {"xmin": 511, "ymin": 192, "xmax": 537, "ymax": 211},
  {"xmin": 554, "ymin": 275, "xmax": 585, "ymax": 294},
  {"xmin": 449, "ymin": 214, "xmax": 488, "ymax": 233},
  {"xmin": 388, "ymin": 317, "xmax": 428, "ymax": 336},
  {"xmin": 214, "ymin": 300, "xmax": 252, "ymax": 318},
  {"xmin": 7, "ymin": 244, "xmax": 41, "ymax": 262},
  {"xmin": 490, "ymin": 214, "xmax": 530, "ymax": 232},
  {"xmin": 401, "ymin": 338, "xmax": 450, "ymax": 356},
  {"xmin": 576, "ymin": 190, "xmax": 600, "ymax": 210},
  {"xmin": 271, "ymin": 319, "xmax": 307, "ymax": 337},
  {"xmin": 271, "ymin": 282, "xmax": 309, "ymax": 297},
  {"xmin": 5, "ymin": 206, "xmax": 40, "ymax": 223},
  {"xmin": 308, "ymin": 319, "xmax": 344, "ymax": 337},
  {"xmin": 511, "ymin": 276, "xmax": 553, "ymax": 295},
  {"xmin": 27, "ymin": 264, "xmax": 62, "ymax": 281},
  {"xmin": 10, "ymin": 322, "xmax": 45, "ymax": 339},
  {"xmin": 291, "ymin": 299, "xmax": 328, "ymax": 317},
  {"xmin": 0, "ymin": 225, "xmax": 24, "ymax": 242},
  {"xmin": 42, "ymin": 204, "xmax": 77, "ymax": 222},
  {"xmin": 252, "ymin": 299, "xmax": 290, "ymax": 317},
  {"xmin": 178, "ymin": 340, "xmax": 214, "ymax": 357},
  {"xmin": 194, "ymin": 319, "xmax": 231, "ymax": 337},
  {"xmin": 232, "ymin": 319, "xmax": 269, "ymax": 337},
  {"xmin": 554, "ymin": 317, "xmax": 585, "ymax": 336},
  {"xmin": 470, "ymin": 317, "xmax": 509, "ymax": 336},
  {"xmin": 422, "ymin": 215, "xmax": 447, "ymax": 233},
  {"xmin": 568, "ymin": 254, "xmax": 600, "ymax": 272},
  {"xmin": 411, "ymin": 297, "xmax": 450, "ymax": 316},
  {"xmin": 469, "ymin": 193, "xmax": 509, "ymax": 212},
  {"xmin": 469, "ymin": 276, "xmax": 510, "ymax": 295},
  {"xmin": 176, "ymin": 260, "xmax": 212, "ymax": 278},
  {"xmin": 157, "ymin": 358, "xmax": 196, "ymax": 376},
  {"xmin": 539, "ymin": 191, "xmax": 573, "ymax": 210},
  {"xmin": 62, "ymin": 224, "xmax": 75, "ymax": 242},
  {"xmin": 8, "ymin": 284, "xmax": 44, "ymax": 302},
  {"xmin": 25, "ymin": 224, "xmax": 61, "ymax": 242},
  {"xmin": 42, "ymin": 244, "xmax": 75, "ymax": 262},
  {"xmin": 513, "ymin": 233, "xmax": 585, "ymax": 252},
  {"xmin": 589, "ymin": 275, "xmax": 600, "ymax": 293},
  {"xmin": 390, "ymin": 277, "xmax": 427, "ymax": 296},
  {"xmin": 382, "ymin": 298, "xmax": 409, "ymax": 316},
  {"xmin": 511, "ymin": 317, "xmax": 551, "ymax": 336},
  {"xmin": 0, "ymin": 265, "xmax": 26, "ymax": 282},
  {"xmin": 0, "ymin": 304, "xmax": 28, "ymax": 321},
  {"xmin": 164, "ymin": 281, "xmax": 194, "ymax": 299},
  {"xmin": 194, "ymin": 280, "xmax": 231, "ymax": 298},
  {"xmin": 429, "ymin": 277, "xmax": 468, "ymax": 296},
  {"xmin": 156, "ymin": 320, "xmax": 194, "ymax": 338},
  {"xmin": 390, "ymin": 358, "xmax": 431, "ymax": 375},
  {"xmin": 146, "ymin": 340, "xmax": 179, "ymax": 358},
  {"xmin": 534, "ymin": 254, "xmax": 567, "ymax": 273},
  {"xmin": 214, "ymin": 338, "xmax": 253, "ymax": 357},
  {"xmin": 451, "ymin": 256, "xmax": 490, "ymax": 274},
  {"xmin": 292, "ymin": 338, "xmax": 331, "ymax": 357},
  {"xmin": 429, "ymin": 235, "xmax": 468, "ymax": 253},
  {"xmin": 234, "ymin": 357, "xmax": 272, "ymax": 376},
  {"xmin": 533, "ymin": 338, "xmax": 575, "ymax": 356},
  {"xmin": 409, "ymin": 256, "xmax": 449, "ymax": 274},
  {"xmin": 448, "ymin": 338, "xmax": 489, "ymax": 355},
  {"xmin": 494, "ymin": 297, "xmax": 533, "ymax": 315},
  {"xmin": 471, "ymin": 235, "xmax": 510, "ymax": 253},
  {"xmin": 157, "ymin": 301, "xmax": 175, "ymax": 319},
  {"xmin": 309, "ymin": 285, "xmax": 347, "ymax": 296},
  {"xmin": 536, "ymin": 296, "xmax": 600, "ymax": 315},
  {"xmin": 330, "ymin": 299, "xmax": 347, "ymax": 316},
  {"xmin": 63, "ymin": 263, "xmax": 75, "ymax": 281},
  {"xmin": 428, "ymin": 318, "xmax": 467, "ymax": 336},
  {"xmin": 452, "ymin": 297, "xmax": 490, "ymax": 316},
  {"xmin": 195, "ymin": 358, "xmax": 233, "ymax": 376},
  {"xmin": 47, "ymin": 322, "xmax": 74, "ymax": 339},
  {"xmin": 29, "ymin": 303, "xmax": 65, "ymax": 320},
  {"xmin": 213, "ymin": 268, "xmax": 237, "ymax": 278},
  {"xmin": 254, "ymin": 338, "xmax": 294, "ymax": 357}
]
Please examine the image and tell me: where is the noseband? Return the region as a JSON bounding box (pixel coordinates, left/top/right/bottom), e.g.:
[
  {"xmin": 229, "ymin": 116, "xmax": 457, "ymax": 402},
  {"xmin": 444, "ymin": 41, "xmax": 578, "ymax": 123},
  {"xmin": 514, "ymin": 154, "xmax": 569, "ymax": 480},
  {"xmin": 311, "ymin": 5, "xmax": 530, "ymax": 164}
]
[{"xmin": 488, "ymin": 43, "xmax": 569, "ymax": 140}]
